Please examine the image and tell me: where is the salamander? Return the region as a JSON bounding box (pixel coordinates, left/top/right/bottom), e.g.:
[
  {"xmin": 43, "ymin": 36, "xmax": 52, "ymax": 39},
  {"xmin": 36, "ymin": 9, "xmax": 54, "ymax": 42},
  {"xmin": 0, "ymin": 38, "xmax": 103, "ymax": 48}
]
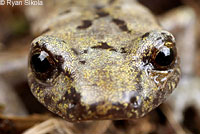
[{"xmin": 28, "ymin": 0, "xmax": 181, "ymax": 122}]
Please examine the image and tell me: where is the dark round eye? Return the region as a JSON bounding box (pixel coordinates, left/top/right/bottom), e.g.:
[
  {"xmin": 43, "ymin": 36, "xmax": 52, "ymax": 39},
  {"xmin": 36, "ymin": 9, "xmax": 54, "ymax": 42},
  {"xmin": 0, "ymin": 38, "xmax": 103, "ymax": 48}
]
[
  {"xmin": 151, "ymin": 43, "xmax": 177, "ymax": 70},
  {"xmin": 155, "ymin": 47, "xmax": 174, "ymax": 66},
  {"xmin": 31, "ymin": 53, "xmax": 52, "ymax": 73},
  {"xmin": 30, "ymin": 50, "xmax": 56, "ymax": 81}
]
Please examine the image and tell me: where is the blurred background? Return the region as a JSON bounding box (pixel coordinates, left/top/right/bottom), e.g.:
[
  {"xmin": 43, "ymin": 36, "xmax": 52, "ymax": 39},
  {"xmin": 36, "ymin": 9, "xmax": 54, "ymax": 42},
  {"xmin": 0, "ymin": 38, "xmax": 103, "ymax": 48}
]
[{"xmin": 0, "ymin": 0, "xmax": 200, "ymax": 134}]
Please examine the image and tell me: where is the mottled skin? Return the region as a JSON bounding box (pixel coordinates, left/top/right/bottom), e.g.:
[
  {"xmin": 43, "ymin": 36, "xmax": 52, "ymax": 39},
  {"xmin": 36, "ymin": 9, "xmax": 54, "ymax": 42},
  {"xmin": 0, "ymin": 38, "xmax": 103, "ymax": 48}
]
[{"xmin": 28, "ymin": 0, "xmax": 181, "ymax": 122}]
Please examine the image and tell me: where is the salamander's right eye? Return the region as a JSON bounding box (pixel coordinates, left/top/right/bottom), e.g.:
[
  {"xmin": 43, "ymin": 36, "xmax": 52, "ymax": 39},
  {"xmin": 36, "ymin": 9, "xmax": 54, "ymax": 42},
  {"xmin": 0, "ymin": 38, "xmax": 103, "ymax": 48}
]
[{"xmin": 30, "ymin": 48, "xmax": 57, "ymax": 82}]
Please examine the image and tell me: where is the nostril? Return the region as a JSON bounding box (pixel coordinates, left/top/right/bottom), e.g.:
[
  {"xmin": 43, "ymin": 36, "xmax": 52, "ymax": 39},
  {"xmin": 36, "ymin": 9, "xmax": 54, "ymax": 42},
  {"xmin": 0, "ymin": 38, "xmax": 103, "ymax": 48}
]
[
  {"xmin": 68, "ymin": 102, "xmax": 77, "ymax": 109},
  {"xmin": 130, "ymin": 96, "xmax": 142, "ymax": 109}
]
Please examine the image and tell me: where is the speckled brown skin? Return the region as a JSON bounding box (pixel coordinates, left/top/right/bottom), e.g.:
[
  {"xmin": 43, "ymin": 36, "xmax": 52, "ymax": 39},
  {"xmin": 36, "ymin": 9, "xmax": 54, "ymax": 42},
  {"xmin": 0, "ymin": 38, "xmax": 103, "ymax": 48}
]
[{"xmin": 28, "ymin": 0, "xmax": 181, "ymax": 122}]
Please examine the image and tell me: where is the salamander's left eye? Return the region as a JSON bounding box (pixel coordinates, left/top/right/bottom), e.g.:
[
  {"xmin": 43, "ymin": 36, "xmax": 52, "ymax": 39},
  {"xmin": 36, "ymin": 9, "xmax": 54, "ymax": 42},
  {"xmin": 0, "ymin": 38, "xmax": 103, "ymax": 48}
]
[
  {"xmin": 30, "ymin": 48, "xmax": 57, "ymax": 82},
  {"xmin": 151, "ymin": 43, "xmax": 177, "ymax": 70}
]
